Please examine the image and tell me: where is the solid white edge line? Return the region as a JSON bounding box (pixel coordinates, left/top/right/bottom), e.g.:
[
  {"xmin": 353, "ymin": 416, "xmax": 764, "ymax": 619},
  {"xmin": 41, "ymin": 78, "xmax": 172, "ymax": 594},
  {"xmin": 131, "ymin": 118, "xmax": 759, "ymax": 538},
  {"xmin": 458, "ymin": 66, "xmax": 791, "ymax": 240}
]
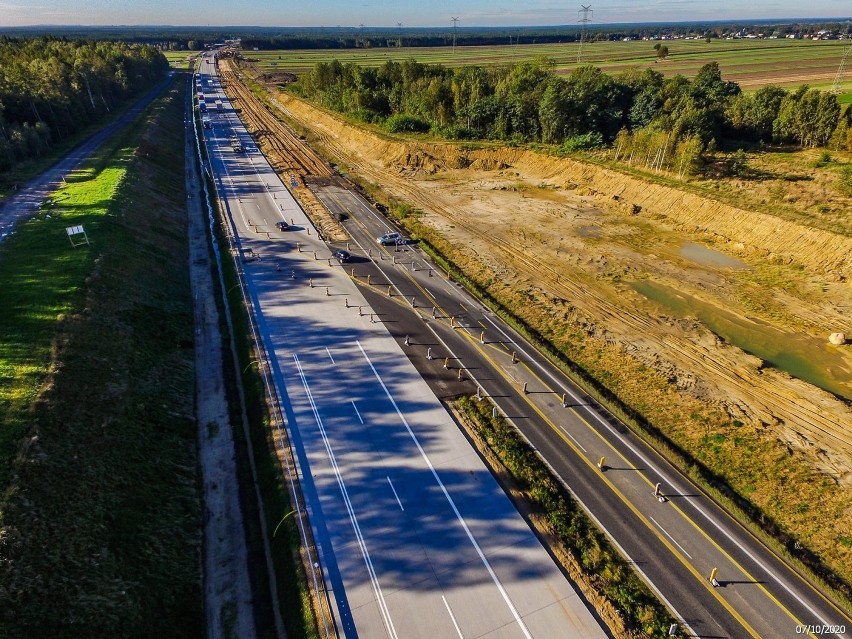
[
  {"xmin": 357, "ymin": 340, "xmax": 533, "ymax": 639},
  {"xmin": 326, "ymin": 346, "xmax": 336, "ymax": 365},
  {"xmin": 483, "ymin": 314, "xmax": 840, "ymax": 631}
]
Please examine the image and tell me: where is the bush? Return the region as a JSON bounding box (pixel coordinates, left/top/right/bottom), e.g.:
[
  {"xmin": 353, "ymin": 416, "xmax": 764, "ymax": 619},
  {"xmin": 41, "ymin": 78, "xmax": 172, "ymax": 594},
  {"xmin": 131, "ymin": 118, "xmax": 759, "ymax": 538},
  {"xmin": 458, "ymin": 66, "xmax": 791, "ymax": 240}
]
[
  {"xmin": 456, "ymin": 395, "xmax": 676, "ymax": 637},
  {"xmin": 559, "ymin": 131, "xmax": 604, "ymax": 153},
  {"xmin": 384, "ymin": 114, "xmax": 430, "ymax": 133},
  {"xmin": 727, "ymin": 148, "xmax": 750, "ymax": 177},
  {"xmin": 440, "ymin": 125, "xmax": 477, "ymax": 140},
  {"xmin": 839, "ymin": 164, "xmax": 852, "ymax": 196},
  {"xmin": 812, "ymin": 150, "xmax": 833, "ymax": 168}
]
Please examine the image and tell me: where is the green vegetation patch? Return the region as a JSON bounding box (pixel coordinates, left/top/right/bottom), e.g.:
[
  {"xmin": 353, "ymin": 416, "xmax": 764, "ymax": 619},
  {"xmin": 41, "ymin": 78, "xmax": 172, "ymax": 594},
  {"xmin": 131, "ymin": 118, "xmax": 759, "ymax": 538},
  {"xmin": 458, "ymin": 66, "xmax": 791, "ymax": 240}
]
[
  {"xmin": 257, "ymin": 39, "xmax": 850, "ymax": 92},
  {"xmin": 0, "ymin": 83, "xmax": 201, "ymax": 637}
]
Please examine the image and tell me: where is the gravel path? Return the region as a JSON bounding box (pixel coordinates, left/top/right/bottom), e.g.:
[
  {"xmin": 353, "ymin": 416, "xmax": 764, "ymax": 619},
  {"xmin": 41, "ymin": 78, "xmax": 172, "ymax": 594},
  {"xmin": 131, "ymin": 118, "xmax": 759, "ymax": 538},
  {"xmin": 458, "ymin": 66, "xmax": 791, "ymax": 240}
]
[{"xmin": 185, "ymin": 97, "xmax": 258, "ymax": 639}]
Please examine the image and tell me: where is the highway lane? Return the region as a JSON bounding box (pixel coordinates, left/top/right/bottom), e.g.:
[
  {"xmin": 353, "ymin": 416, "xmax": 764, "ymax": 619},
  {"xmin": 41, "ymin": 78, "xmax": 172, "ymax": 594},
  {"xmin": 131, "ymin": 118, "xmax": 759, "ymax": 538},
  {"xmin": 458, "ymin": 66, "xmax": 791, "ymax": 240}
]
[
  {"xmin": 309, "ymin": 181, "xmax": 852, "ymax": 638},
  {"xmin": 199, "ymin": 56, "xmax": 607, "ymax": 639}
]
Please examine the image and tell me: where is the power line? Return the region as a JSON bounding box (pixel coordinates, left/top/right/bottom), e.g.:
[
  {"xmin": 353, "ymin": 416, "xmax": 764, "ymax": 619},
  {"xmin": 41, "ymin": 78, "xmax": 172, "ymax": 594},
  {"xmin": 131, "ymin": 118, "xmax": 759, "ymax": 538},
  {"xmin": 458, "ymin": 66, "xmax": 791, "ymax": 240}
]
[
  {"xmin": 577, "ymin": 4, "xmax": 592, "ymax": 64},
  {"xmin": 451, "ymin": 17, "xmax": 459, "ymax": 54},
  {"xmin": 831, "ymin": 45, "xmax": 850, "ymax": 95}
]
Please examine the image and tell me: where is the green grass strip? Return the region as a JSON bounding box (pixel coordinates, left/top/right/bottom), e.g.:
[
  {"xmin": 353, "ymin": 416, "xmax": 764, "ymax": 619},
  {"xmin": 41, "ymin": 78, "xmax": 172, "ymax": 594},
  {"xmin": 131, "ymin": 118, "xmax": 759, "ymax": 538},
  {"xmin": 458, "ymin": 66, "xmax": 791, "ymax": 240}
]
[{"xmin": 0, "ymin": 79, "xmax": 202, "ymax": 637}]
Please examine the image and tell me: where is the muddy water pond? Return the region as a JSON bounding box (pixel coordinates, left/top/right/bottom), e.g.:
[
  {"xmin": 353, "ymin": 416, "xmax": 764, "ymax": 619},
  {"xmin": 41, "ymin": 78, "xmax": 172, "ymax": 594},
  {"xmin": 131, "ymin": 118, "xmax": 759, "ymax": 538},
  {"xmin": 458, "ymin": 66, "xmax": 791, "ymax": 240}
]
[
  {"xmin": 680, "ymin": 242, "xmax": 750, "ymax": 269},
  {"xmin": 632, "ymin": 280, "xmax": 852, "ymax": 401}
]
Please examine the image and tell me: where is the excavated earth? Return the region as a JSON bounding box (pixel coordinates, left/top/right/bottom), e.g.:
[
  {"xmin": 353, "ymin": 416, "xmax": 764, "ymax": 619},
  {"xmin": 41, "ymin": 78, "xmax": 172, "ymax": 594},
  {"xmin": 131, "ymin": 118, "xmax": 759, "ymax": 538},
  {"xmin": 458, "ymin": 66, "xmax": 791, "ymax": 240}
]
[
  {"xmin": 229, "ymin": 66, "xmax": 852, "ymax": 579},
  {"xmin": 276, "ymin": 92, "xmax": 852, "ymax": 461}
]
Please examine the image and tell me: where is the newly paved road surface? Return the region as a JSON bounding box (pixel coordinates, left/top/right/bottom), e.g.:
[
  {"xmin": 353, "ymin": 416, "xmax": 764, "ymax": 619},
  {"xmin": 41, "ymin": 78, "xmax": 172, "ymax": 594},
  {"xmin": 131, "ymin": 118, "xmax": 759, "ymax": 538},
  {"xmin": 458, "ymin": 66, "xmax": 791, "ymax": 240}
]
[
  {"xmin": 199, "ymin": 57, "xmax": 607, "ymax": 639},
  {"xmin": 306, "ymin": 181, "xmax": 852, "ymax": 639}
]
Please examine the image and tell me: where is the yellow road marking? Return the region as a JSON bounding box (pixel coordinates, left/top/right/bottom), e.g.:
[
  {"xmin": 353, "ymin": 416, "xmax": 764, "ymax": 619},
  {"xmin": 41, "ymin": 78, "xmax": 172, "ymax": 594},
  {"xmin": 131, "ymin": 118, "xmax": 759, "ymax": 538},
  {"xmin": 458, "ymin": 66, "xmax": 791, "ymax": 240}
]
[
  {"xmin": 340, "ymin": 206, "xmax": 823, "ymax": 636},
  {"xmin": 461, "ymin": 331, "xmax": 763, "ymax": 637}
]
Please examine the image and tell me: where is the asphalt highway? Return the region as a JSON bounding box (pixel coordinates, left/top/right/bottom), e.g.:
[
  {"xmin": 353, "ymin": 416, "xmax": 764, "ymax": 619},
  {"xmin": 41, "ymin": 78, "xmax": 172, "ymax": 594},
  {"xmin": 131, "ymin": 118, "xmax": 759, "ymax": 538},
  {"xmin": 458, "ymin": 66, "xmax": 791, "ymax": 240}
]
[
  {"xmin": 199, "ymin": 55, "xmax": 608, "ymax": 639},
  {"xmin": 307, "ymin": 180, "xmax": 852, "ymax": 639}
]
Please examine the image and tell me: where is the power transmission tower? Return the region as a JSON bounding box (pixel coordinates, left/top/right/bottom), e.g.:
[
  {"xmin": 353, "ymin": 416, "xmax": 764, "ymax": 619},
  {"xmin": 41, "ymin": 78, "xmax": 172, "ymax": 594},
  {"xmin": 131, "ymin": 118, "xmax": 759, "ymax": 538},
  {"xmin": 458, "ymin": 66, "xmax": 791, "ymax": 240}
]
[
  {"xmin": 359, "ymin": 23, "xmax": 365, "ymax": 48},
  {"xmin": 397, "ymin": 22, "xmax": 403, "ymax": 49},
  {"xmin": 452, "ymin": 17, "xmax": 459, "ymax": 54},
  {"xmin": 577, "ymin": 5, "xmax": 592, "ymax": 64},
  {"xmin": 831, "ymin": 45, "xmax": 851, "ymax": 95}
]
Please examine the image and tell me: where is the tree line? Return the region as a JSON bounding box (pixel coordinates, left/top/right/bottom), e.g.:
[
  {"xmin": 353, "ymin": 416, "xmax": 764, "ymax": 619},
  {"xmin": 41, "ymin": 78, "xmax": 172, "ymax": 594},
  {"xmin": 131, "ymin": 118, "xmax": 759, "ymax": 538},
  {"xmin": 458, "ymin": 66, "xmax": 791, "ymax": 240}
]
[
  {"xmin": 0, "ymin": 38, "xmax": 168, "ymax": 172},
  {"xmin": 291, "ymin": 57, "xmax": 851, "ymax": 174}
]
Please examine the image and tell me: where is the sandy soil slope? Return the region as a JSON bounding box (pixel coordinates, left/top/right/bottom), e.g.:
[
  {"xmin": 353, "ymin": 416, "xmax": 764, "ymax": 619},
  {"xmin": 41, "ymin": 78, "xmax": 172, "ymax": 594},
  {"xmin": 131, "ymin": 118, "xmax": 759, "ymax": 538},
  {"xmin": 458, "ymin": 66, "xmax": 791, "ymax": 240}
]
[
  {"xmin": 274, "ymin": 93, "xmax": 852, "ymax": 478},
  {"xmin": 224, "ymin": 62, "xmax": 852, "ymax": 577}
]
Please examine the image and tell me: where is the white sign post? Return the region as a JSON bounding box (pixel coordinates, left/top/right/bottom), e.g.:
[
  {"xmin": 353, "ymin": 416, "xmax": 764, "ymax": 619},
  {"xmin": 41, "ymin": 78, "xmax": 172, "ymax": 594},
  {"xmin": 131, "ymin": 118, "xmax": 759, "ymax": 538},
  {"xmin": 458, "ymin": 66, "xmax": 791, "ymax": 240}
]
[{"xmin": 66, "ymin": 225, "xmax": 89, "ymax": 247}]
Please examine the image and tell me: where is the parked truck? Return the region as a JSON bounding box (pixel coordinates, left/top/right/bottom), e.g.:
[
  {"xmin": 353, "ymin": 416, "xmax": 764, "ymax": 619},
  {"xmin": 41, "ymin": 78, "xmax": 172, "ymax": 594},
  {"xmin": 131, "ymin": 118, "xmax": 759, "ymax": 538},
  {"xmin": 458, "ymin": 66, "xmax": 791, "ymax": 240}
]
[{"xmin": 215, "ymin": 99, "xmax": 223, "ymax": 112}]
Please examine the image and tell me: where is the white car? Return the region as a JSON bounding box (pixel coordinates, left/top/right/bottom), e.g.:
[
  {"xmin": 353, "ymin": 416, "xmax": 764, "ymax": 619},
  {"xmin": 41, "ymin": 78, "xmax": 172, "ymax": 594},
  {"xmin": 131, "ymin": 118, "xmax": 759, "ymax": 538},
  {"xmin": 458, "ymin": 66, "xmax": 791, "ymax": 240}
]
[{"xmin": 376, "ymin": 232, "xmax": 402, "ymax": 245}]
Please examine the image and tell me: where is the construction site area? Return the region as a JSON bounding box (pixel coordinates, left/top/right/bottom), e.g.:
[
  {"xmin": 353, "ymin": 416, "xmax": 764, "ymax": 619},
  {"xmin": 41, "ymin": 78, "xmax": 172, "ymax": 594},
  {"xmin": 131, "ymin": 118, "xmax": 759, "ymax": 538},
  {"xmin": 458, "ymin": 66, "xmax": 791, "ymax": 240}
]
[{"xmin": 217, "ymin": 56, "xmax": 852, "ymax": 588}]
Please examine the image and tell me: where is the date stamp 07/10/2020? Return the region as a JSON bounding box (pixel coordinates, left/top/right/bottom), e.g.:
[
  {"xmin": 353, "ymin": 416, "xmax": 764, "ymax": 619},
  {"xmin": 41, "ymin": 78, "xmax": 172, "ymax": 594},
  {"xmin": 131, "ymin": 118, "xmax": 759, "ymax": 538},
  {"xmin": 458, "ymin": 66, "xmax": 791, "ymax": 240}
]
[{"xmin": 794, "ymin": 626, "xmax": 846, "ymax": 635}]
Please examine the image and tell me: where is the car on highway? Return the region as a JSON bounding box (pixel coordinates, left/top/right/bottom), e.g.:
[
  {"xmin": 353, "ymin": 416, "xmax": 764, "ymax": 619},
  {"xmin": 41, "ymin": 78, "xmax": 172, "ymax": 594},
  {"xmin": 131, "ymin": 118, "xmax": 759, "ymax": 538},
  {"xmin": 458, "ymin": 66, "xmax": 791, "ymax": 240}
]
[
  {"xmin": 333, "ymin": 249, "xmax": 351, "ymax": 263},
  {"xmin": 376, "ymin": 232, "xmax": 402, "ymax": 245},
  {"xmin": 275, "ymin": 221, "xmax": 290, "ymax": 231}
]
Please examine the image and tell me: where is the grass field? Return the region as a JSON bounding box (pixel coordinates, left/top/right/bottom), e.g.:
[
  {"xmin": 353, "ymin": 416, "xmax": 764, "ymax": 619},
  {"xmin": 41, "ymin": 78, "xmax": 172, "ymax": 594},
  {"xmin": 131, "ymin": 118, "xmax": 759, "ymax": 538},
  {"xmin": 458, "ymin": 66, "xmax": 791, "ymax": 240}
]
[
  {"xmin": 164, "ymin": 50, "xmax": 197, "ymax": 69},
  {"xmin": 250, "ymin": 38, "xmax": 852, "ymax": 93},
  {"xmin": 0, "ymin": 80, "xmax": 201, "ymax": 636}
]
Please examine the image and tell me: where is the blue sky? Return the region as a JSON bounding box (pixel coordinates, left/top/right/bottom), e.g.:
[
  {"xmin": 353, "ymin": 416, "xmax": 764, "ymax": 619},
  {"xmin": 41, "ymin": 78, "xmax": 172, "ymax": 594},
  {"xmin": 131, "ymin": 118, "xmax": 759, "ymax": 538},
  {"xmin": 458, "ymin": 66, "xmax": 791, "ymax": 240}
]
[{"xmin": 1, "ymin": 0, "xmax": 849, "ymax": 27}]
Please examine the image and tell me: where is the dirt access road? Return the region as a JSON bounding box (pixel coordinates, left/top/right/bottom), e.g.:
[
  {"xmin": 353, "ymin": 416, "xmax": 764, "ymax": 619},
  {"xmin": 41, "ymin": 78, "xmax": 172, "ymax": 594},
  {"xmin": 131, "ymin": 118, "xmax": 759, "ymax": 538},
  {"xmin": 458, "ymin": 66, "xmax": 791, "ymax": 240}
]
[{"xmin": 223, "ymin": 61, "xmax": 852, "ymax": 584}]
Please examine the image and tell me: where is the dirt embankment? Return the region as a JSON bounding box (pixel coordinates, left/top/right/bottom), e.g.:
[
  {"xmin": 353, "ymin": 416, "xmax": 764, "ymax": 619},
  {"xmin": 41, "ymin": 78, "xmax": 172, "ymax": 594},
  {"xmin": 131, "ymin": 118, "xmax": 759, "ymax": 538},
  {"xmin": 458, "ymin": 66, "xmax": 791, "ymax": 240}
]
[{"xmin": 268, "ymin": 89, "xmax": 852, "ymax": 578}]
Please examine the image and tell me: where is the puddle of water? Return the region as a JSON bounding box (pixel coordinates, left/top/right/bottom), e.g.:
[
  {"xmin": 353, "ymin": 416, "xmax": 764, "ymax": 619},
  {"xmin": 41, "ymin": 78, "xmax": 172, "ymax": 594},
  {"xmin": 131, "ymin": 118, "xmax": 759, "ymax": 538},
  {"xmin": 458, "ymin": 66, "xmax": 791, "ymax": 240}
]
[
  {"xmin": 680, "ymin": 242, "xmax": 750, "ymax": 269},
  {"xmin": 631, "ymin": 280, "xmax": 852, "ymax": 401}
]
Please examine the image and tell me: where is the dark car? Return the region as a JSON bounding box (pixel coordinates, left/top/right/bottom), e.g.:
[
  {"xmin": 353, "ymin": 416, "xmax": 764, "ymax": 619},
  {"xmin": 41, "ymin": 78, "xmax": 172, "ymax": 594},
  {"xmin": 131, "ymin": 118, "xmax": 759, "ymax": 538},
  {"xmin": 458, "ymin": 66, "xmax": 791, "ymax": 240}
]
[
  {"xmin": 333, "ymin": 249, "xmax": 351, "ymax": 263},
  {"xmin": 275, "ymin": 221, "xmax": 290, "ymax": 231}
]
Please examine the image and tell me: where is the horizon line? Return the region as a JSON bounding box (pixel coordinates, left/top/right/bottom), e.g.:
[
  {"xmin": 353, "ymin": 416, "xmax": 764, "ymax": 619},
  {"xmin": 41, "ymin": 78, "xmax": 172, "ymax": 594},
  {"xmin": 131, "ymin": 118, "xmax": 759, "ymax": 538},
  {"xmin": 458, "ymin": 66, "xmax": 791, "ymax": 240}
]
[{"xmin": 2, "ymin": 16, "xmax": 852, "ymax": 30}]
